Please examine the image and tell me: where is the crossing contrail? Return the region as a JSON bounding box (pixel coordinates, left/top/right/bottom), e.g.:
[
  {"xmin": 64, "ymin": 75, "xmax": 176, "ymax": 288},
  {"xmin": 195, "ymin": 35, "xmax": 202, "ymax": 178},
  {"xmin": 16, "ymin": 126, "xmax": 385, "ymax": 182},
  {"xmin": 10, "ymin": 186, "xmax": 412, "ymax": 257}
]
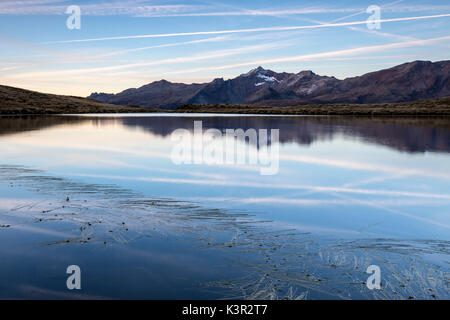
[{"xmin": 45, "ymin": 13, "xmax": 450, "ymax": 44}]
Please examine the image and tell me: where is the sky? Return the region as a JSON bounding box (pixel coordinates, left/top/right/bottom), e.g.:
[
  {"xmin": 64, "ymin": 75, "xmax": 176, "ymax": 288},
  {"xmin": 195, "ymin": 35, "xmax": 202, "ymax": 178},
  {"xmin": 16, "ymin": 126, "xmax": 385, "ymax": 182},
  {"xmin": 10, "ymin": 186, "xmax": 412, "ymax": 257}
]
[{"xmin": 0, "ymin": 0, "xmax": 449, "ymax": 96}]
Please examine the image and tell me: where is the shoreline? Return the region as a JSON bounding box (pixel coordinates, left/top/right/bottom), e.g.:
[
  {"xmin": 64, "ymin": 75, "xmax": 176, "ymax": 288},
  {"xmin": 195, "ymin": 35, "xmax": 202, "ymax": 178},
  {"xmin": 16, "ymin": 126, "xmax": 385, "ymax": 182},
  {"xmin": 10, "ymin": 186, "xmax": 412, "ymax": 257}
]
[
  {"xmin": 1, "ymin": 82, "xmax": 449, "ymax": 116},
  {"xmin": 175, "ymin": 97, "xmax": 450, "ymax": 116}
]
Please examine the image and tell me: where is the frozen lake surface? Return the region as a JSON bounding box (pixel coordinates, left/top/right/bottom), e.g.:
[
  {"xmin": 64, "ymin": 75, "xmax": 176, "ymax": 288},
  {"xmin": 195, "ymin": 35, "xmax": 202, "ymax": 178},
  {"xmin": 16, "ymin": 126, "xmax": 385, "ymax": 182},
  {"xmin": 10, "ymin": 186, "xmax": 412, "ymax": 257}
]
[{"xmin": 0, "ymin": 114, "xmax": 448, "ymax": 299}]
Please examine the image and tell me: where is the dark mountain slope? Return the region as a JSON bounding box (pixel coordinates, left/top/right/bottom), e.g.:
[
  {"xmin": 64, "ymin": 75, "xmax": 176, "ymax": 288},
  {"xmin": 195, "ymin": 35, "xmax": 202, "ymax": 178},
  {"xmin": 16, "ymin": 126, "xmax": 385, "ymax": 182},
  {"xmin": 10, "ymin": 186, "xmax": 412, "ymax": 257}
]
[
  {"xmin": 88, "ymin": 60, "xmax": 450, "ymax": 109},
  {"xmin": 90, "ymin": 80, "xmax": 204, "ymax": 109}
]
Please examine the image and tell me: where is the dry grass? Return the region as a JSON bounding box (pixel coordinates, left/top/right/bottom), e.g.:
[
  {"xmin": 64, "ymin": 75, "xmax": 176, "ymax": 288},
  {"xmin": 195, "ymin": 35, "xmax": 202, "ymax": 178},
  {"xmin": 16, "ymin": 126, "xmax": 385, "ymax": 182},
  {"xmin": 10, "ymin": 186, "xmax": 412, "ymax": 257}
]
[
  {"xmin": 177, "ymin": 97, "xmax": 450, "ymax": 115},
  {"xmin": 0, "ymin": 85, "xmax": 154, "ymax": 114},
  {"xmin": 2, "ymin": 84, "xmax": 449, "ymax": 115}
]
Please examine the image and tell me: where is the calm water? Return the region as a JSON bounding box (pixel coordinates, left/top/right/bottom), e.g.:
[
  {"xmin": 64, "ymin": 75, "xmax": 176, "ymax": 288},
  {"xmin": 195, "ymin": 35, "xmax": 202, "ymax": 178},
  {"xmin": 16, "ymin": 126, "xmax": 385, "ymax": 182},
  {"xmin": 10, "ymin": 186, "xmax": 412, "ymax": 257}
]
[{"xmin": 0, "ymin": 114, "xmax": 449, "ymax": 299}]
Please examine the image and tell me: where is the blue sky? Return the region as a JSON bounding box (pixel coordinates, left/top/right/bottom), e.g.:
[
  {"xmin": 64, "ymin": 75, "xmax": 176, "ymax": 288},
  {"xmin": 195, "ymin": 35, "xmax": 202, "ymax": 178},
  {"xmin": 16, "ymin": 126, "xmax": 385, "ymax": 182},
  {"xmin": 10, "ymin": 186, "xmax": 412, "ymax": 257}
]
[{"xmin": 0, "ymin": 0, "xmax": 449, "ymax": 96}]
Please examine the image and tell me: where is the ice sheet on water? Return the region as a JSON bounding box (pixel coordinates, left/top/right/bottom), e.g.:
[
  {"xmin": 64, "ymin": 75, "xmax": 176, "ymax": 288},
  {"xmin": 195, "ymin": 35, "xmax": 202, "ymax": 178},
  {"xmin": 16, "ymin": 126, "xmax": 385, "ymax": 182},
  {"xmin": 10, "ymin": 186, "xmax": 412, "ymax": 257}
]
[{"xmin": 0, "ymin": 165, "xmax": 448, "ymax": 300}]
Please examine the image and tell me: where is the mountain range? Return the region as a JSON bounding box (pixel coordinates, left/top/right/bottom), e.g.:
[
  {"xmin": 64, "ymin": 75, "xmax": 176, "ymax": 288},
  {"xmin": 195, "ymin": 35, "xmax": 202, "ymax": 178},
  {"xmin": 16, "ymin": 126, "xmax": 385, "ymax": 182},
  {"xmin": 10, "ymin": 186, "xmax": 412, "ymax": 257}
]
[{"xmin": 88, "ymin": 60, "xmax": 450, "ymax": 109}]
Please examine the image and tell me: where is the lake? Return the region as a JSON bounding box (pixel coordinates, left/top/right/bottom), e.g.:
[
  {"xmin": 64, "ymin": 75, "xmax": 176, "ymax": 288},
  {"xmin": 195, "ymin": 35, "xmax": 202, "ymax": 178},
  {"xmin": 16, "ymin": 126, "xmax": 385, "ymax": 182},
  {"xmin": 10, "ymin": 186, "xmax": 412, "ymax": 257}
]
[{"xmin": 0, "ymin": 114, "xmax": 449, "ymax": 299}]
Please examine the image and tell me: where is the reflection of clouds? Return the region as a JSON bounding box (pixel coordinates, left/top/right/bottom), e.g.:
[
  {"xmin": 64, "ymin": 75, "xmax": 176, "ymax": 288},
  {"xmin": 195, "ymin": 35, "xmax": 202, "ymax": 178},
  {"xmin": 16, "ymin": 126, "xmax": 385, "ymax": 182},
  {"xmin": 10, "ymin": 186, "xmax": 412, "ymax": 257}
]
[
  {"xmin": 178, "ymin": 195, "xmax": 450, "ymax": 230},
  {"xmin": 0, "ymin": 123, "xmax": 170, "ymax": 158},
  {"xmin": 111, "ymin": 164, "xmax": 230, "ymax": 180},
  {"xmin": 2, "ymin": 117, "xmax": 449, "ymax": 238},
  {"xmin": 342, "ymin": 173, "xmax": 409, "ymax": 188},
  {"xmin": 180, "ymin": 196, "xmax": 450, "ymax": 208},
  {"xmin": 9, "ymin": 224, "xmax": 76, "ymax": 238},
  {"xmin": 2, "ymin": 117, "xmax": 449, "ymax": 180},
  {"xmin": 2, "ymin": 164, "xmax": 449, "ymax": 299},
  {"xmin": 38, "ymin": 156, "xmax": 134, "ymax": 170},
  {"xmin": 69, "ymin": 173, "xmax": 450, "ymax": 200},
  {"xmin": 0, "ymin": 198, "xmax": 76, "ymax": 237},
  {"xmin": 282, "ymin": 154, "xmax": 450, "ymax": 179},
  {"xmin": 0, "ymin": 123, "xmax": 263, "ymax": 173},
  {"xmin": 267, "ymin": 220, "xmax": 379, "ymax": 236},
  {"xmin": 328, "ymin": 191, "xmax": 450, "ymax": 230},
  {"xmin": 68, "ymin": 115, "xmax": 450, "ymax": 155},
  {"xmin": 17, "ymin": 285, "xmax": 108, "ymax": 300},
  {"xmin": 66, "ymin": 172, "xmax": 450, "ymax": 230},
  {"xmin": 115, "ymin": 245, "xmax": 219, "ymax": 276},
  {"xmin": 0, "ymin": 198, "xmax": 39, "ymax": 210}
]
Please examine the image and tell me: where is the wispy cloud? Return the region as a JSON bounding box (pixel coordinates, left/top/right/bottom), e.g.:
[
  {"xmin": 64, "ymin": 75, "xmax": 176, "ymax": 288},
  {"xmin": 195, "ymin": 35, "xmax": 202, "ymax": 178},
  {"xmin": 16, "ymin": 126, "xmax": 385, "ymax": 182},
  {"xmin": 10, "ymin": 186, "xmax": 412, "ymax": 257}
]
[
  {"xmin": 141, "ymin": 4, "xmax": 450, "ymax": 18},
  {"xmin": 135, "ymin": 7, "xmax": 360, "ymax": 18},
  {"xmin": 8, "ymin": 41, "xmax": 292, "ymax": 78},
  {"xmin": 0, "ymin": 0, "xmax": 204, "ymax": 15},
  {"xmin": 384, "ymin": 4, "xmax": 450, "ymax": 13},
  {"xmin": 0, "ymin": 0, "xmax": 66, "ymax": 7},
  {"xmin": 45, "ymin": 13, "xmax": 450, "ymax": 43},
  {"xmin": 168, "ymin": 35, "xmax": 450, "ymax": 75},
  {"xmin": 0, "ymin": 65, "xmax": 30, "ymax": 72},
  {"xmin": 3, "ymin": 1, "xmax": 449, "ymax": 17},
  {"xmin": 95, "ymin": 36, "xmax": 230, "ymax": 58}
]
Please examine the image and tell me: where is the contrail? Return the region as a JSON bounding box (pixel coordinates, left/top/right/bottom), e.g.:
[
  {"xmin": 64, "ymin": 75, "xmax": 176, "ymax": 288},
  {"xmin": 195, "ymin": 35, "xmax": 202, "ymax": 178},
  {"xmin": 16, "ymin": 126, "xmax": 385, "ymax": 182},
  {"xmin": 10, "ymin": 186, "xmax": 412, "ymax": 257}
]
[
  {"xmin": 167, "ymin": 35, "xmax": 450, "ymax": 75},
  {"xmin": 96, "ymin": 36, "xmax": 229, "ymax": 58},
  {"xmin": 45, "ymin": 13, "xmax": 450, "ymax": 44}
]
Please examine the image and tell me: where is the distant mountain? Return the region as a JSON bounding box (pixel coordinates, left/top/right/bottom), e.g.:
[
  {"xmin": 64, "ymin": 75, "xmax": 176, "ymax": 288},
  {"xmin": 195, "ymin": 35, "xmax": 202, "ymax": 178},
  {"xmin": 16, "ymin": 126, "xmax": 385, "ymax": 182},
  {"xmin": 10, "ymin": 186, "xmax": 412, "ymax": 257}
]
[
  {"xmin": 0, "ymin": 85, "xmax": 149, "ymax": 115},
  {"xmin": 90, "ymin": 80, "xmax": 203, "ymax": 110},
  {"xmin": 88, "ymin": 60, "xmax": 450, "ymax": 110}
]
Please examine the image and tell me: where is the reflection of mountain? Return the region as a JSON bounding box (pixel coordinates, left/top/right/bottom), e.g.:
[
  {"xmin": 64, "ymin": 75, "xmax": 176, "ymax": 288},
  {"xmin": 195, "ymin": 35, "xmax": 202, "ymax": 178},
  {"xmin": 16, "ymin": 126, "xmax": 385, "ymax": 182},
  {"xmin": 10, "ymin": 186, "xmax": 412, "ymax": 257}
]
[
  {"xmin": 115, "ymin": 116, "xmax": 450, "ymax": 154},
  {"xmin": 0, "ymin": 116, "xmax": 86, "ymax": 136},
  {"xmin": 1, "ymin": 115, "xmax": 449, "ymax": 154}
]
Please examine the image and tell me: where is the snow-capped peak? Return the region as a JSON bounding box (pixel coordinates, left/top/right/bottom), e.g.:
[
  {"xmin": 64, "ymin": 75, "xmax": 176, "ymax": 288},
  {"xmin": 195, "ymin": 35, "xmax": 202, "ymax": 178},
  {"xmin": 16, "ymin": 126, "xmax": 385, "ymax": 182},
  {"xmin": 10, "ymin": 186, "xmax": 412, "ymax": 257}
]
[
  {"xmin": 257, "ymin": 73, "xmax": 279, "ymax": 83},
  {"xmin": 253, "ymin": 72, "xmax": 280, "ymax": 87}
]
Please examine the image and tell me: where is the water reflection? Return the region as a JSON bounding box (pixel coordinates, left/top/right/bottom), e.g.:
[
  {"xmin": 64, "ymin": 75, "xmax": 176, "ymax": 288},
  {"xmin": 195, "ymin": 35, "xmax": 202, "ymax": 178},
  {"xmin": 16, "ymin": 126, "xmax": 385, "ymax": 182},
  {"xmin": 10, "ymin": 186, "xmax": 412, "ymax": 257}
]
[
  {"xmin": 0, "ymin": 116, "xmax": 85, "ymax": 136},
  {"xmin": 1, "ymin": 115, "xmax": 449, "ymax": 153},
  {"xmin": 0, "ymin": 114, "xmax": 449, "ymax": 300},
  {"xmin": 0, "ymin": 165, "xmax": 448, "ymax": 299}
]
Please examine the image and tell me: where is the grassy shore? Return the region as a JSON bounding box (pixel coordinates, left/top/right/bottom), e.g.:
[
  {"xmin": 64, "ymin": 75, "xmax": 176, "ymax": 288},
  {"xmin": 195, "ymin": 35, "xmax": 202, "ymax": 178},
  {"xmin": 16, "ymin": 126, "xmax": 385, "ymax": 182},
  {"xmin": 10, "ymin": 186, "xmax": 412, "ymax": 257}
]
[
  {"xmin": 0, "ymin": 85, "xmax": 153, "ymax": 115},
  {"xmin": 2, "ymin": 84, "xmax": 450, "ymax": 116},
  {"xmin": 176, "ymin": 97, "xmax": 450, "ymax": 115}
]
